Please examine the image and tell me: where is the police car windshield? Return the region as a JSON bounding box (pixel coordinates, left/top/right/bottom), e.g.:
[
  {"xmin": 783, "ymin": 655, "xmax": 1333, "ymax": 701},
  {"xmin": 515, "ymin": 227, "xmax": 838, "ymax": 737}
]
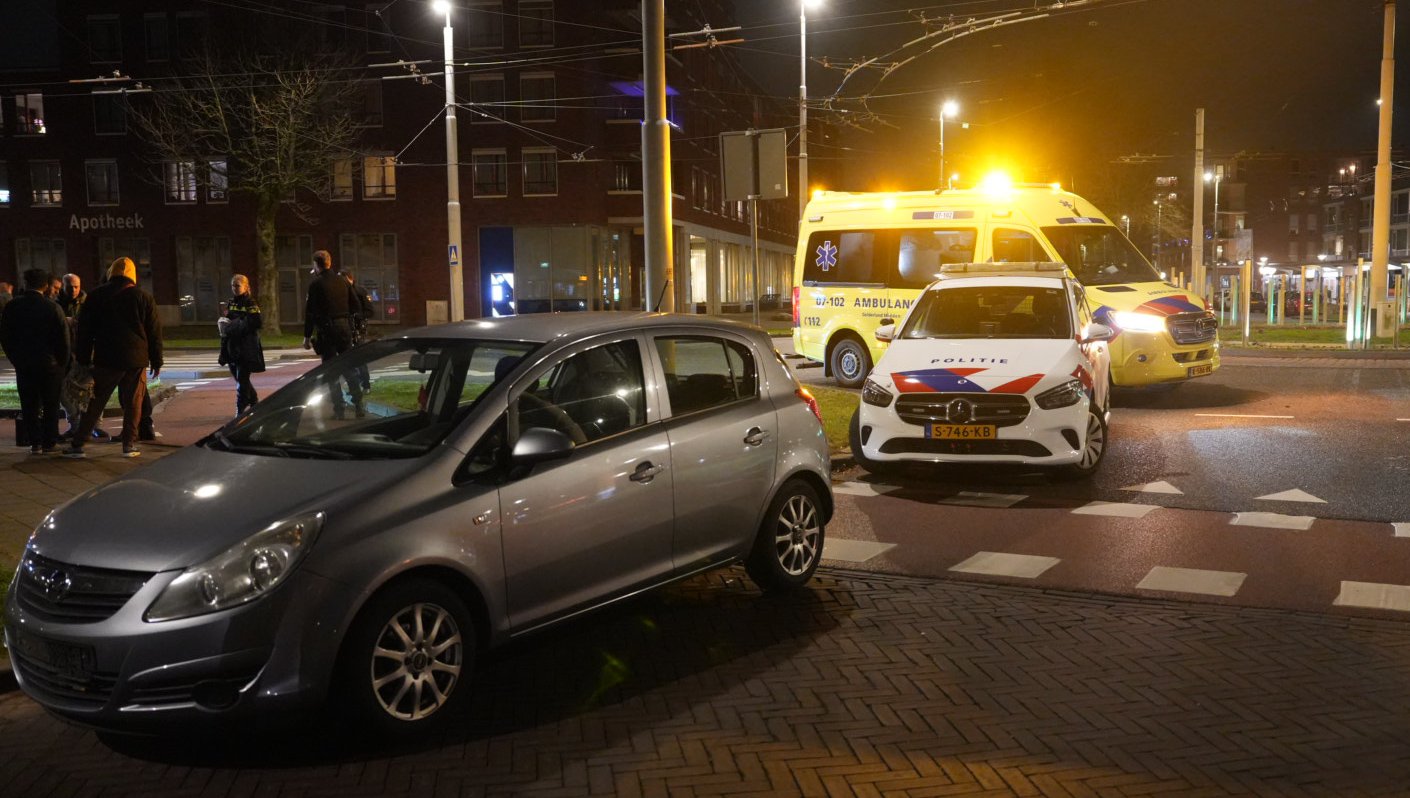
[
  {"xmin": 209, "ymin": 337, "xmax": 540, "ymax": 459},
  {"xmin": 901, "ymin": 285, "xmax": 1072, "ymax": 340},
  {"xmin": 1042, "ymin": 225, "xmax": 1161, "ymax": 286}
]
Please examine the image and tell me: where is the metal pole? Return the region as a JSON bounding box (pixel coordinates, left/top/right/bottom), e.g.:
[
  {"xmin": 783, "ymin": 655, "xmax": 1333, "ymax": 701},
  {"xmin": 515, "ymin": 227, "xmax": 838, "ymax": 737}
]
[
  {"xmin": 939, "ymin": 113, "xmax": 945, "ymax": 189},
  {"xmin": 1371, "ymin": 0, "xmax": 1396, "ymax": 335},
  {"xmin": 442, "ymin": 12, "xmax": 465, "ymax": 321},
  {"xmin": 798, "ymin": 2, "xmax": 808, "ymax": 221},
  {"xmin": 1241, "ymin": 259, "xmax": 1252, "ymax": 345},
  {"xmin": 1211, "ymin": 173, "xmax": 1220, "ymax": 299},
  {"xmin": 642, "ymin": 0, "xmax": 674, "ymax": 312},
  {"xmin": 1192, "ymin": 108, "xmax": 1205, "ymax": 297},
  {"xmin": 750, "ymin": 197, "xmax": 761, "ymax": 328}
]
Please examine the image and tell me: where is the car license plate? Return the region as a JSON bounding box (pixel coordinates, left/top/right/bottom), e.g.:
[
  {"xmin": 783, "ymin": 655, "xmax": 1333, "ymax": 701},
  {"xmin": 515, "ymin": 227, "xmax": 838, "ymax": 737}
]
[
  {"xmin": 928, "ymin": 424, "xmax": 996, "ymax": 440},
  {"xmin": 1187, "ymin": 364, "xmax": 1213, "ymax": 377},
  {"xmin": 10, "ymin": 629, "xmax": 94, "ymax": 679}
]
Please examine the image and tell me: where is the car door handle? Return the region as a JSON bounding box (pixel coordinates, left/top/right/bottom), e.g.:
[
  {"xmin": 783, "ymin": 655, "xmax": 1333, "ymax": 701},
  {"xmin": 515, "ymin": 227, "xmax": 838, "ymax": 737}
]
[
  {"xmin": 629, "ymin": 461, "xmax": 665, "ymax": 483},
  {"xmin": 743, "ymin": 427, "xmax": 770, "ymax": 447}
]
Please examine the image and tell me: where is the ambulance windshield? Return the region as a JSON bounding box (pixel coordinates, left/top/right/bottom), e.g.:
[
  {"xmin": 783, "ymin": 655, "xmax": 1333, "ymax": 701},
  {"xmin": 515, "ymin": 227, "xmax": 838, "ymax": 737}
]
[{"xmin": 1042, "ymin": 225, "xmax": 1161, "ymax": 286}]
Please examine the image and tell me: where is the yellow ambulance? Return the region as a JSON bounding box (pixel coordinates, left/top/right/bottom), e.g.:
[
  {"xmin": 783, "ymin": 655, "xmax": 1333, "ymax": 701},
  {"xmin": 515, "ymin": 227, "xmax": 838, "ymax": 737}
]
[{"xmin": 791, "ymin": 180, "xmax": 1219, "ymax": 388}]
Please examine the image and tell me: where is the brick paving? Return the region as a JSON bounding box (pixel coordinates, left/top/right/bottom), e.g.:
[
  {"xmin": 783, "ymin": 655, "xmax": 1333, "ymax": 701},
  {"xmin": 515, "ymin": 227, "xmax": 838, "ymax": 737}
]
[{"xmin": 3, "ymin": 568, "xmax": 1410, "ymax": 796}]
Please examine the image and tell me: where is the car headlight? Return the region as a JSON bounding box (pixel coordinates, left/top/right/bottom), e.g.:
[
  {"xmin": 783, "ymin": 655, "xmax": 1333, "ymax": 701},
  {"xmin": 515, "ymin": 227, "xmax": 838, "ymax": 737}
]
[
  {"xmin": 1034, "ymin": 379, "xmax": 1086, "ymax": 410},
  {"xmin": 145, "ymin": 512, "xmax": 324, "ymax": 622},
  {"xmin": 1110, "ymin": 311, "xmax": 1167, "ymax": 333},
  {"xmin": 861, "ymin": 378, "xmax": 894, "ymax": 408}
]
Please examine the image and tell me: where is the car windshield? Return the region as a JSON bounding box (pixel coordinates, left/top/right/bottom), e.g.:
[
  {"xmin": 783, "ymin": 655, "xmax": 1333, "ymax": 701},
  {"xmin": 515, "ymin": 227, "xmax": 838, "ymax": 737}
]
[
  {"xmin": 208, "ymin": 337, "xmax": 540, "ymax": 460},
  {"xmin": 901, "ymin": 285, "xmax": 1073, "ymax": 340},
  {"xmin": 1042, "ymin": 225, "xmax": 1161, "ymax": 286}
]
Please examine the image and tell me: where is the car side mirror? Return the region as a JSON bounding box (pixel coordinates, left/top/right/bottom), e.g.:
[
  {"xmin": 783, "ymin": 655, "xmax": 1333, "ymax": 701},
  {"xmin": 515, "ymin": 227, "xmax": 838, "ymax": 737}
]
[
  {"xmin": 875, "ymin": 323, "xmax": 896, "ymax": 343},
  {"xmin": 1082, "ymin": 323, "xmax": 1116, "ymax": 344},
  {"xmin": 510, "ymin": 427, "xmax": 575, "ymax": 466}
]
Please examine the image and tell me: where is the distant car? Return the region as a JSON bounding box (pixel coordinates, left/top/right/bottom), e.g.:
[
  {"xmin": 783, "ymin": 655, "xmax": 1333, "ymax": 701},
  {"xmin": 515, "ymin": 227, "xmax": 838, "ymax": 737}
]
[
  {"xmin": 851, "ymin": 263, "xmax": 1113, "ymax": 479},
  {"xmin": 1215, "ymin": 290, "xmax": 1267, "ymax": 314},
  {"xmin": 5, "ymin": 314, "xmax": 832, "ymax": 735}
]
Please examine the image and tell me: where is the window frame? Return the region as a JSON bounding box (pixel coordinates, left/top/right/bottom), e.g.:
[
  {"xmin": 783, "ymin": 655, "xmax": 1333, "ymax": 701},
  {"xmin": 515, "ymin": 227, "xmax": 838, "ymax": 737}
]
[
  {"xmin": 518, "ymin": 0, "xmax": 554, "ymax": 48},
  {"xmin": 508, "ymin": 334, "xmax": 650, "ymax": 448},
  {"xmin": 521, "ymin": 147, "xmax": 558, "ymax": 197},
  {"xmin": 519, "ymin": 72, "xmax": 556, "ymax": 123},
  {"xmin": 468, "ymin": 74, "xmax": 505, "ymax": 124},
  {"xmin": 86, "ymin": 14, "xmax": 123, "ymax": 64},
  {"xmin": 164, "ymin": 159, "xmax": 198, "ymax": 204},
  {"xmin": 472, "ymin": 148, "xmax": 509, "ymax": 198},
  {"xmin": 649, "ymin": 333, "xmax": 760, "ymax": 419},
  {"xmin": 30, "ymin": 160, "xmax": 63, "ymax": 206},
  {"xmin": 15, "ymin": 93, "xmax": 46, "ymax": 136},
  {"xmin": 362, "ymin": 154, "xmax": 397, "ymax": 200},
  {"xmin": 85, "ymin": 159, "xmax": 120, "ymax": 206}
]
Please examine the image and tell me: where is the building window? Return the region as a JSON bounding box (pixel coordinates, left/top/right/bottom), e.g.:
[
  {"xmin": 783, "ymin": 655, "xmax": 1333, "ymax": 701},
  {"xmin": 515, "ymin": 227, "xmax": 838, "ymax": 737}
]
[
  {"xmin": 363, "ymin": 154, "xmax": 396, "ymax": 199},
  {"xmin": 468, "ymin": 75, "xmax": 504, "ymax": 123},
  {"xmin": 99, "ymin": 238, "xmax": 153, "ymax": 292},
  {"xmin": 15, "ymin": 94, "xmax": 45, "ymax": 135},
  {"xmin": 85, "ymin": 160, "xmax": 120, "ymax": 206},
  {"xmin": 94, "ymin": 94, "xmax": 126, "ymax": 135},
  {"xmin": 30, "ymin": 161, "xmax": 62, "ymax": 206},
  {"xmin": 331, "ymin": 158, "xmax": 354, "ymax": 200},
  {"xmin": 87, "ymin": 15, "xmax": 122, "ymax": 63},
  {"xmin": 176, "ymin": 12, "xmax": 209, "ymax": 59},
  {"xmin": 276, "ymin": 234, "xmax": 315, "ymax": 325},
  {"xmin": 365, "ymin": 3, "xmax": 391, "ymax": 53},
  {"xmin": 359, "ymin": 80, "xmax": 383, "ymax": 127},
  {"xmin": 314, "ymin": 5, "xmax": 347, "ymax": 50},
  {"xmin": 165, "ymin": 160, "xmax": 198, "ymax": 203},
  {"xmin": 465, "ymin": 3, "xmax": 503, "ymax": 49},
  {"xmin": 176, "ymin": 236, "xmax": 232, "ymax": 322},
  {"xmin": 472, "ymin": 149, "xmax": 508, "ymax": 197},
  {"xmin": 612, "ymin": 159, "xmax": 640, "ymax": 192},
  {"xmin": 519, "ymin": 1, "xmax": 554, "ymax": 47},
  {"xmin": 0, "ymin": 163, "xmax": 9, "ymax": 205},
  {"xmin": 207, "ymin": 158, "xmax": 228, "ymax": 202},
  {"xmin": 520, "ymin": 73, "xmax": 555, "ymax": 122},
  {"xmin": 522, "ymin": 148, "xmax": 557, "ymax": 196},
  {"xmin": 15, "ymin": 239, "xmax": 67, "ymax": 273},
  {"xmin": 1288, "ymin": 215, "xmax": 1299, "ymax": 235},
  {"xmin": 144, "ymin": 13, "xmax": 169, "ymax": 61},
  {"xmin": 338, "ymin": 233, "xmax": 400, "ymax": 322}
]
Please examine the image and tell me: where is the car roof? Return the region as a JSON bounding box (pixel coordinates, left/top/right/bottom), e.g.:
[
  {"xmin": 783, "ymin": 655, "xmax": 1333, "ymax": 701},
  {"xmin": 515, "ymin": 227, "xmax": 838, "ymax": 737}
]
[{"xmin": 392, "ymin": 311, "xmax": 764, "ymax": 343}]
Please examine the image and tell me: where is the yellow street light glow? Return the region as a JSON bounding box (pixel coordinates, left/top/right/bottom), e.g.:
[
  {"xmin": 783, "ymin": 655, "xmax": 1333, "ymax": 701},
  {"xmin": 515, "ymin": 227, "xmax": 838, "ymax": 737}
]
[
  {"xmin": 978, "ymin": 170, "xmax": 1014, "ymax": 196},
  {"xmin": 941, "ymin": 100, "xmax": 959, "ymax": 118},
  {"xmin": 432, "ymin": 0, "xmax": 452, "ymax": 14}
]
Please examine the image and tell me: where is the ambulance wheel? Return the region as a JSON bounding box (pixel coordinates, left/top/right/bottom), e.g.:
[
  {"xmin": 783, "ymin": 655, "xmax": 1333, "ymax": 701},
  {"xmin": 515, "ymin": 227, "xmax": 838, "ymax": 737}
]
[
  {"xmin": 849, "ymin": 409, "xmax": 899, "ymax": 478},
  {"xmin": 1057, "ymin": 408, "xmax": 1107, "ymax": 480},
  {"xmin": 829, "ymin": 337, "xmax": 871, "ymax": 389}
]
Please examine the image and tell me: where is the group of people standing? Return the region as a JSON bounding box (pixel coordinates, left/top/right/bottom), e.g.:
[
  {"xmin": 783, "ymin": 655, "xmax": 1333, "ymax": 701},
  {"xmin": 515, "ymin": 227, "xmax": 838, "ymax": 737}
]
[{"xmin": 0, "ymin": 258, "xmax": 162, "ymax": 458}]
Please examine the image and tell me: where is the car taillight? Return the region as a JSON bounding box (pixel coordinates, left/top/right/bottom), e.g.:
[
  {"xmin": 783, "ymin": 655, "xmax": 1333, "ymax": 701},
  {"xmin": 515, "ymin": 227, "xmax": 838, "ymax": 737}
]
[
  {"xmin": 792, "ymin": 287, "xmax": 800, "ymax": 327},
  {"xmin": 796, "ymin": 386, "xmax": 823, "ymax": 423}
]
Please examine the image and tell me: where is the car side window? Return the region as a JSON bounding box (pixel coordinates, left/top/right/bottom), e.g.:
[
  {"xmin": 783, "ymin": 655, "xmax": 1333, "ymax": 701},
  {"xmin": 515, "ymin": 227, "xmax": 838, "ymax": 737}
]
[
  {"xmin": 1070, "ymin": 284, "xmax": 1093, "ymax": 326},
  {"xmin": 514, "ymin": 340, "xmax": 646, "ymax": 445},
  {"xmin": 655, "ymin": 336, "xmax": 757, "ymax": 416},
  {"xmin": 991, "ymin": 228, "xmax": 1053, "ymax": 263}
]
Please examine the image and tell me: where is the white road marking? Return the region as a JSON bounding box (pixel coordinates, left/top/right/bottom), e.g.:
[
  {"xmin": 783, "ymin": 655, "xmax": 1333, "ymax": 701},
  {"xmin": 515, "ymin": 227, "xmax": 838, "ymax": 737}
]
[
  {"xmin": 1120, "ymin": 481, "xmax": 1184, "ymax": 495},
  {"xmin": 937, "ymin": 491, "xmax": 1027, "ymax": 509},
  {"xmin": 1194, "ymin": 413, "xmax": 1295, "ymax": 419},
  {"xmin": 1393, "ymin": 523, "xmax": 1410, "ymax": 538},
  {"xmin": 1137, "ymin": 566, "xmax": 1246, "ymax": 597},
  {"xmin": 833, "ymin": 481, "xmax": 900, "ymax": 498},
  {"xmin": 1230, "ymin": 512, "xmax": 1316, "ymax": 531},
  {"xmin": 950, "ymin": 551, "xmax": 1060, "ymax": 579},
  {"xmin": 1254, "ymin": 489, "xmax": 1327, "ymax": 504},
  {"xmin": 1334, "ymin": 581, "xmax": 1410, "ymax": 613},
  {"xmin": 823, "ymin": 539, "xmax": 896, "ymax": 563},
  {"xmin": 1071, "ymin": 501, "xmax": 1161, "ymax": 519}
]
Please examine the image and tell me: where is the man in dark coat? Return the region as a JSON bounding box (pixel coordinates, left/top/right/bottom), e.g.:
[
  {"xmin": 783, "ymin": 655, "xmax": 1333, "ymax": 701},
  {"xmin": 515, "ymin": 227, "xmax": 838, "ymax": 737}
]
[
  {"xmin": 64, "ymin": 257, "xmax": 163, "ymax": 458},
  {"xmin": 0, "ymin": 268, "xmax": 70, "ymax": 453},
  {"xmin": 303, "ymin": 250, "xmax": 364, "ymax": 418}
]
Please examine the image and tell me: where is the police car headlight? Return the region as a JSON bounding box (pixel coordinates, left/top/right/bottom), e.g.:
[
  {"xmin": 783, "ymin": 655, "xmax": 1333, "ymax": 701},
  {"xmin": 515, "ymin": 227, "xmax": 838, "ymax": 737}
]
[
  {"xmin": 1111, "ymin": 311, "xmax": 1167, "ymax": 333},
  {"xmin": 1034, "ymin": 379, "xmax": 1086, "ymax": 410},
  {"xmin": 861, "ymin": 378, "xmax": 894, "ymax": 408},
  {"xmin": 145, "ymin": 512, "xmax": 323, "ymax": 622}
]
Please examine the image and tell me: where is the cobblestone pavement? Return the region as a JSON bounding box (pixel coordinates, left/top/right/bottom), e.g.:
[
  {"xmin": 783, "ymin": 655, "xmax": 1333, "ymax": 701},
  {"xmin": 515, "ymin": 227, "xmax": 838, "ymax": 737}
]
[{"xmin": 4, "ymin": 567, "xmax": 1410, "ymax": 797}]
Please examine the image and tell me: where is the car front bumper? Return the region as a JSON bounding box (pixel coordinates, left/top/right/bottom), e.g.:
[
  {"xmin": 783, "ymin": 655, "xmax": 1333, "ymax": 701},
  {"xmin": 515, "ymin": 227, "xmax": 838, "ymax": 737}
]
[{"xmin": 856, "ymin": 398, "xmax": 1090, "ymax": 465}]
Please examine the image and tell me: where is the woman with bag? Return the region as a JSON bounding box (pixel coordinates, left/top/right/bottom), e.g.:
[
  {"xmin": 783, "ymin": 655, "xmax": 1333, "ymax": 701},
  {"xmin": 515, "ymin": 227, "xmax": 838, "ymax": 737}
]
[{"xmin": 217, "ymin": 274, "xmax": 266, "ymax": 415}]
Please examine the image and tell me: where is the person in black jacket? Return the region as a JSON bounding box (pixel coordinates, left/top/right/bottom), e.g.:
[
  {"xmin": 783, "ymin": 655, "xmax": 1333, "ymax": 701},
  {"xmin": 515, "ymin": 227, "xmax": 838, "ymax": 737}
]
[
  {"xmin": 218, "ymin": 274, "xmax": 266, "ymax": 415},
  {"xmin": 303, "ymin": 250, "xmax": 364, "ymax": 418},
  {"xmin": 0, "ymin": 268, "xmax": 70, "ymax": 453},
  {"xmin": 343, "ymin": 270, "xmax": 374, "ymax": 392},
  {"xmin": 64, "ymin": 257, "xmax": 163, "ymax": 459}
]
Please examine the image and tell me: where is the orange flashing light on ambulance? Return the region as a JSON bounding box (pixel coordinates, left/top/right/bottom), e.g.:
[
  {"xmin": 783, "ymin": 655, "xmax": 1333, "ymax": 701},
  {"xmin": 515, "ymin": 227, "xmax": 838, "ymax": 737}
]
[{"xmin": 791, "ymin": 179, "xmax": 1219, "ymax": 389}]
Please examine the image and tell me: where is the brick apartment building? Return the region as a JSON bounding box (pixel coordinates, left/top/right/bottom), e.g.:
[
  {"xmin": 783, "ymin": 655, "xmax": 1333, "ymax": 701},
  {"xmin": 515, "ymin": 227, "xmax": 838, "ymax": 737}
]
[{"xmin": 0, "ymin": 0, "xmax": 801, "ymax": 329}]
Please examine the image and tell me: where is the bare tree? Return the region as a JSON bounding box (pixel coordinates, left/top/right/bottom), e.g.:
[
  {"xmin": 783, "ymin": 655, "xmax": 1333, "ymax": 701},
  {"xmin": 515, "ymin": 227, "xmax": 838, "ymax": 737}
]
[{"xmin": 132, "ymin": 48, "xmax": 362, "ymax": 334}]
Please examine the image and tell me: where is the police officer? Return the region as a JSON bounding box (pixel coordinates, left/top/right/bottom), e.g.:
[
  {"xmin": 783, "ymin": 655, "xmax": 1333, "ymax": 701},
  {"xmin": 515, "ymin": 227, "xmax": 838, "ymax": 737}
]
[{"xmin": 302, "ymin": 250, "xmax": 364, "ymax": 418}]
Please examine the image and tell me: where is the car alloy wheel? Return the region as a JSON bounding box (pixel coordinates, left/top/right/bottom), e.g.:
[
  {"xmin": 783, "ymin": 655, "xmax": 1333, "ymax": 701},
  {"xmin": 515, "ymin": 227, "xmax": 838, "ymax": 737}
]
[
  {"xmin": 1078, "ymin": 409, "xmax": 1105, "ymax": 469},
  {"xmin": 775, "ymin": 494, "xmax": 821, "ymax": 576},
  {"xmin": 747, "ymin": 480, "xmax": 826, "ymax": 591},
  {"xmin": 370, "ymin": 601, "xmax": 464, "ymax": 721}
]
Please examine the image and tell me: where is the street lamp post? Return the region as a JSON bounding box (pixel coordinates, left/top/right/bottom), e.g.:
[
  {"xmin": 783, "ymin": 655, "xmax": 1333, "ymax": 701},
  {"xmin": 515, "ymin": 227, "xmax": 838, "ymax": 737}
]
[
  {"xmin": 1152, "ymin": 198, "xmax": 1162, "ymax": 275},
  {"xmin": 432, "ymin": 0, "xmax": 464, "ymax": 321},
  {"xmin": 939, "ymin": 100, "xmax": 958, "ymax": 189},
  {"xmin": 1121, "ymin": 214, "xmax": 1130, "ymax": 237},
  {"xmin": 798, "ymin": 0, "xmax": 820, "ymax": 221},
  {"xmin": 1204, "ymin": 168, "xmax": 1221, "ymax": 297}
]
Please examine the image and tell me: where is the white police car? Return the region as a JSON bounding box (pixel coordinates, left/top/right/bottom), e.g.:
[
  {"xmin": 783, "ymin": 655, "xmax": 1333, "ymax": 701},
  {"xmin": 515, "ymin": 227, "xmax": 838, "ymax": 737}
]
[{"xmin": 849, "ymin": 263, "xmax": 1113, "ymax": 478}]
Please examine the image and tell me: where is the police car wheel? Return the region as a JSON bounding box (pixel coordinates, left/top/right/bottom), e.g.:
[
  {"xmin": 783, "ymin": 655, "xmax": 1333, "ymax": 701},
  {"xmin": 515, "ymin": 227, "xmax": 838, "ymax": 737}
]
[
  {"xmin": 746, "ymin": 480, "xmax": 825, "ymax": 592},
  {"xmin": 829, "ymin": 338, "xmax": 871, "ymax": 389},
  {"xmin": 1057, "ymin": 408, "xmax": 1107, "ymax": 480},
  {"xmin": 849, "ymin": 409, "xmax": 899, "ymax": 477},
  {"xmin": 336, "ymin": 578, "xmax": 476, "ymax": 736}
]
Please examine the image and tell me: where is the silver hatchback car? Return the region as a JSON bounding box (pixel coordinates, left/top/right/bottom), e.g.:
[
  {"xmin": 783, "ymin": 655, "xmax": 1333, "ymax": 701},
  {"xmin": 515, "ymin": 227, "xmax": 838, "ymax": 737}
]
[{"xmin": 5, "ymin": 313, "xmax": 832, "ymax": 734}]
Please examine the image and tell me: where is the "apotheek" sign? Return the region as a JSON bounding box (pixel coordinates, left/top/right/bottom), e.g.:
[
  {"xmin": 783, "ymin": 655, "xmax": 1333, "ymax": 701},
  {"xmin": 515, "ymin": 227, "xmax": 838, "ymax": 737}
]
[{"xmin": 69, "ymin": 212, "xmax": 145, "ymax": 233}]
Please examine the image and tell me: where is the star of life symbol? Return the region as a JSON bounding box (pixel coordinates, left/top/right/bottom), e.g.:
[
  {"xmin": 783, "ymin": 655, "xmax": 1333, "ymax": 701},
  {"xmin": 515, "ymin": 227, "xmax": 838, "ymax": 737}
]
[
  {"xmin": 1057, "ymin": 199, "xmax": 1077, "ymax": 212},
  {"xmin": 815, "ymin": 240, "xmax": 838, "ymax": 272}
]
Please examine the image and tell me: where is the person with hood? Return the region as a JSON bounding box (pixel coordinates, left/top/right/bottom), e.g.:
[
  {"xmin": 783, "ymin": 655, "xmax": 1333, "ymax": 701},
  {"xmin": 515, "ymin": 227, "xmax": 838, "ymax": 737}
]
[
  {"xmin": 64, "ymin": 257, "xmax": 163, "ymax": 459},
  {"xmin": 0, "ymin": 268, "xmax": 70, "ymax": 453}
]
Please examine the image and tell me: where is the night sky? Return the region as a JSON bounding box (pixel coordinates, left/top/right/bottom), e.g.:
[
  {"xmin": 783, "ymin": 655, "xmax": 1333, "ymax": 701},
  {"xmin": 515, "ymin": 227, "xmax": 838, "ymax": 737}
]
[{"xmin": 736, "ymin": 0, "xmax": 1410, "ymax": 194}]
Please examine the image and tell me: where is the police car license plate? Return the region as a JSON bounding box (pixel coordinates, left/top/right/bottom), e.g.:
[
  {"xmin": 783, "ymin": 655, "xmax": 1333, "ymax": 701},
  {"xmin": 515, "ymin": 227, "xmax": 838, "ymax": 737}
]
[
  {"xmin": 928, "ymin": 424, "xmax": 996, "ymax": 440},
  {"xmin": 1187, "ymin": 364, "xmax": 1213, "ymax": 377}
]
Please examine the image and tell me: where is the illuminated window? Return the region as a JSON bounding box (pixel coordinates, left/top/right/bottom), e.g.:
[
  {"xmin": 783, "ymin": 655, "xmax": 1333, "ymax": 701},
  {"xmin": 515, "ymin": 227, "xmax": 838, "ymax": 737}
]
[{"xmin": 363, "ymin": 154, "xmax": 396, "ymax": 199}]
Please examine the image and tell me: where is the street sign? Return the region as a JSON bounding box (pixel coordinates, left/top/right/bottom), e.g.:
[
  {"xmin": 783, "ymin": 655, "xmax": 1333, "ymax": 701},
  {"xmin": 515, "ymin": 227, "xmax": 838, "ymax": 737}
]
[{"xmin": 721, "ymin": 128, "xmax": 788, "ymax": 202}]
